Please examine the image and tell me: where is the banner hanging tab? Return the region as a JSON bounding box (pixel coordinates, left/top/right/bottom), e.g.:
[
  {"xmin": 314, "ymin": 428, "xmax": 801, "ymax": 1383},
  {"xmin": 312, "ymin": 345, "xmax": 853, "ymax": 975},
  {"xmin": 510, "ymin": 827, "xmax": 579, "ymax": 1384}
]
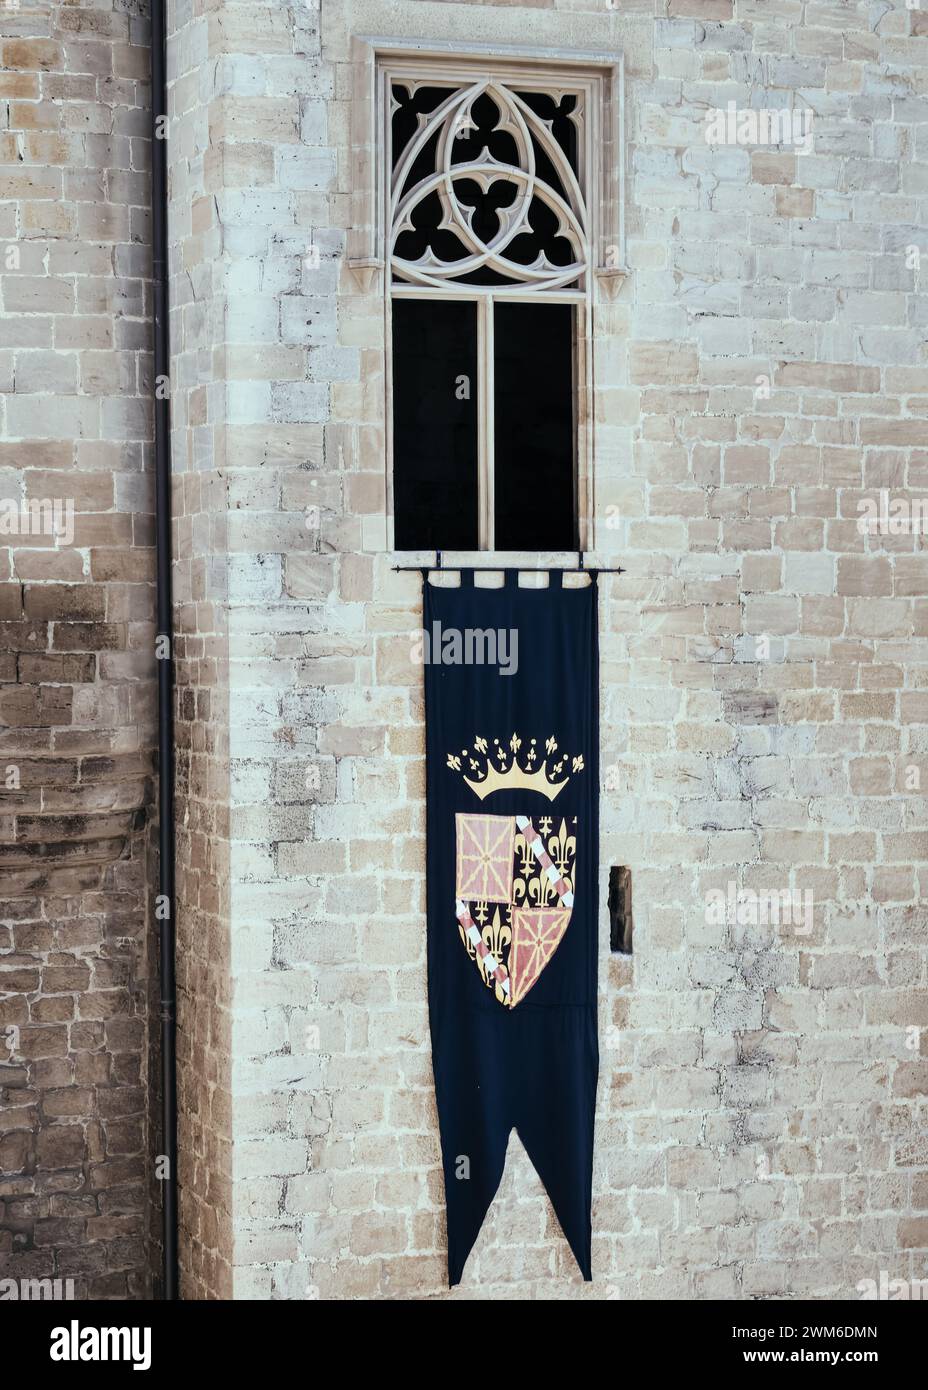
[{"xmin": 423, "ymin": 569, "xmax": 600, "ymax": 1285}]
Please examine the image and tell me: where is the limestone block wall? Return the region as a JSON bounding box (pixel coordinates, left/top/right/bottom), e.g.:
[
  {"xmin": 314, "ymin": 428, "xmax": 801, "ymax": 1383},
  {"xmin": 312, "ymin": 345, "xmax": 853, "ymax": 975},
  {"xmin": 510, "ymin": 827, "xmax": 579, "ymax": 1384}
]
[
  {"xmin": 0, "ymin": 0, "xmax": 156, "ymax": 1299},
  {"xmin": 168, "ymin": 0, "xmax": 928, "ymax": 1300},
  {"xmin": 167, "ymin": 0, "xmax": 235, "ymax": 1300}
]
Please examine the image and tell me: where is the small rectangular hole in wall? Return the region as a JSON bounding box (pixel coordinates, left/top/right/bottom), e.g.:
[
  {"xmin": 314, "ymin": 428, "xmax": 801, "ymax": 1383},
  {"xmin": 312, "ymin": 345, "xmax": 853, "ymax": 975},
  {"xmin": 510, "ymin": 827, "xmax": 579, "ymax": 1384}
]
[{"xmin": 609, "ymin": 866, "xmax": 632, "ymax": 954}]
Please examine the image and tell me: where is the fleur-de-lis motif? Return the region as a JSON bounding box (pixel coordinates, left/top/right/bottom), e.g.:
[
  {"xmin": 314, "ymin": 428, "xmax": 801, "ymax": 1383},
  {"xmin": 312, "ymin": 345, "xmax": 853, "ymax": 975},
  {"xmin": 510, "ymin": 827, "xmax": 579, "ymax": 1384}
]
[
  {"xmin": 529, "ymin": 871, "xmax": 555, "ymax": 908},
  {"xmin": 548, "ymin": 817, "xmax": 576, "ymax": 882},
  {"xmin": 482, "ymin": 907, "xmax": 511, "ymax": 1002},
  {"xmin": 447, "ymin": 754, "xmax": 461, "ymax": 772},
  {"xmin": 514, "ymin": 831, "xmax": 534, "ymax": 880}
]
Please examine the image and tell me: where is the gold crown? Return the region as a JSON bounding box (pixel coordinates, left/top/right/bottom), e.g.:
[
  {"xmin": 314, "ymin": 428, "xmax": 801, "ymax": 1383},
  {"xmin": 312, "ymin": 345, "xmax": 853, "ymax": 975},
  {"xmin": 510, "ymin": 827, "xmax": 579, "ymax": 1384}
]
[{"xmin": 447, "ymin": 735, "xmax": 583, "ymax": 803}]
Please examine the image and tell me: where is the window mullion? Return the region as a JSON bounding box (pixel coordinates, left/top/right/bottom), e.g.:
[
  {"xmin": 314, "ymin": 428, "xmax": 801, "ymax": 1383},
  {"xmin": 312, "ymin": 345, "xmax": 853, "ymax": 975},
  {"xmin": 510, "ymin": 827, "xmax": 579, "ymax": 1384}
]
[{"xmin": 478, "ymin": 296, "xmax": 495, "ymax": 551}]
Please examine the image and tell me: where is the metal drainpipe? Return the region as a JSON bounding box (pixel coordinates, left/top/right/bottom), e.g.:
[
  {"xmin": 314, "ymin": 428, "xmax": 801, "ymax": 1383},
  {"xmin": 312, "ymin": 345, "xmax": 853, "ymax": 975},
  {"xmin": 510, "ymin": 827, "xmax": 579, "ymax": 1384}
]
[{"xmin": 150, "ymin": 0, "xmax": 178, "ymax": 1300}]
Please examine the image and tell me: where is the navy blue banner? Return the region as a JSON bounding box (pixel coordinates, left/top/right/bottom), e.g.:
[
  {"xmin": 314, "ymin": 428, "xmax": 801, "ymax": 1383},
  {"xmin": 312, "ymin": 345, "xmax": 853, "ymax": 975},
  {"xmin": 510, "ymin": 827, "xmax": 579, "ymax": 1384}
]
[{"xmin": 423, "ymin": 568, "xmax": 600, "ymax": 1285}]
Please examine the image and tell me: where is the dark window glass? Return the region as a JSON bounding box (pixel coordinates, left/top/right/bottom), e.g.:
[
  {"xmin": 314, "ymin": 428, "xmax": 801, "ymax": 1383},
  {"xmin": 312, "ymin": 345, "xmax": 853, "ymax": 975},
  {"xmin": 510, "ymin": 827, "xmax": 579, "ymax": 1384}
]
[
  {"xmin": 493, "ymin": 301, "xmax": 576, "ymax": 551},
  {"xmin": 391, "ymin": 298, "xmax": 479, "ymax": 550}
]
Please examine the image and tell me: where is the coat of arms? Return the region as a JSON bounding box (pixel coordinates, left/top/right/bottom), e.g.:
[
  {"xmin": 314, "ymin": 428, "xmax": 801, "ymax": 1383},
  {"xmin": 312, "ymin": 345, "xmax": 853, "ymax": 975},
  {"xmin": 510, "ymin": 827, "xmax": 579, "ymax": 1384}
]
[{"xmin": 447, "ymin": 735, "xmax": 582, "ymax": 1009}]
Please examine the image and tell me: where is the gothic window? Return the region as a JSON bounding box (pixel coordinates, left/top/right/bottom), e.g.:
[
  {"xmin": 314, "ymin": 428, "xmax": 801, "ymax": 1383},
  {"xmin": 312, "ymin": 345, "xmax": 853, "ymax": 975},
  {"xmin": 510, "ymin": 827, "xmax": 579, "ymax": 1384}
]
[
  {"xmin": 389, "ymin": 79, "xmax": 585, "ymax": 551},
  {"xmin": 349, "ymin": 44, "xmax": 626, "ymax": 553}
]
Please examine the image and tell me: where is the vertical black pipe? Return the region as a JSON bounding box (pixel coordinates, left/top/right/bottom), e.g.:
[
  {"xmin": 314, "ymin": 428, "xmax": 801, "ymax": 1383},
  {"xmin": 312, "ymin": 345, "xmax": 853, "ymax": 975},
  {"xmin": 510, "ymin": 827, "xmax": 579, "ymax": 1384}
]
[{"xmin": 150, "ymin": 0, "xmax": 178, "ymax": 1300}]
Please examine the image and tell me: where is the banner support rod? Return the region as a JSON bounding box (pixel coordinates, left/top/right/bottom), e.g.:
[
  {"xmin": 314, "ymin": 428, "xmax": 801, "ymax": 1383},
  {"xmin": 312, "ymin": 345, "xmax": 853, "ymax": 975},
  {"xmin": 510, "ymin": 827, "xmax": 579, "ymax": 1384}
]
[{"xmin": 391, "ymin": 561, "xmax": 625, "ymax": 573}]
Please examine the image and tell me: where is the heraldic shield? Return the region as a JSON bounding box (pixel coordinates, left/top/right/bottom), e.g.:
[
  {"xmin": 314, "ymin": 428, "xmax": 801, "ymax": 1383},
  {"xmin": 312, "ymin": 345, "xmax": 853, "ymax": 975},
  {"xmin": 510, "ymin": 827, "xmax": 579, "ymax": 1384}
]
[{"xmin": 454, "ymin": 811, "xmax": 576, "ymax": 1009}]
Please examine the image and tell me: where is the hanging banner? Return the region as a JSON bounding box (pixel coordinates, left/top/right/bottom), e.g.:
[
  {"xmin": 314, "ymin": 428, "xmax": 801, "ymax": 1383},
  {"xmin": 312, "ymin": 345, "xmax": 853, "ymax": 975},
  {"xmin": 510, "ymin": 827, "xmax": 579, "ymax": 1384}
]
[{"xmin": 423, "ymin": 568, "xmax": 600, "ymax": 1285}]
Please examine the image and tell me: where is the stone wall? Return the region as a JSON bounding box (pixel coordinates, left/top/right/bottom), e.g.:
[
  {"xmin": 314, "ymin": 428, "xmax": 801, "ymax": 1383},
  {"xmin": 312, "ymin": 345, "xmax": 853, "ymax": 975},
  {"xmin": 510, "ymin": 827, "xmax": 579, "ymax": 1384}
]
[
  {"xmin": 181, "ymin": 0, "xmax": 928, "ymax": 1301},
  {"xmin": 0, "ymin": 0, "xmax": 155, "ymax": 1299},
  {"xmin": 8, "ymin": 0, "xmax": 923, "ymax": 1308},
  {"xmin": 167, "ymin": 0, "xmax": 235, "ymax": 1300}
]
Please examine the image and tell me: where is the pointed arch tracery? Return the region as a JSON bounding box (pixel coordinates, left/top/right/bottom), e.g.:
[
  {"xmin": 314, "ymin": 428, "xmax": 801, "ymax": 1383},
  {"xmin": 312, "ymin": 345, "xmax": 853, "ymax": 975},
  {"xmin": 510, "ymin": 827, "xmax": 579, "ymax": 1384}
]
[{"xmin": 389, "ymin": 79, "xmax": 590, "ymax": 295}]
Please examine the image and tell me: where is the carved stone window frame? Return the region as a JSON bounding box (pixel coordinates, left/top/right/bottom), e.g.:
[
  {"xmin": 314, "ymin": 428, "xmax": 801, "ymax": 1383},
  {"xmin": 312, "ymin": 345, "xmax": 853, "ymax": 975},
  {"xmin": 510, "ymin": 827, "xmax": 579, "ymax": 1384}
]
[{"xmin": 349, "ymin": 37, "xmax": 627, "ymax": 553}]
